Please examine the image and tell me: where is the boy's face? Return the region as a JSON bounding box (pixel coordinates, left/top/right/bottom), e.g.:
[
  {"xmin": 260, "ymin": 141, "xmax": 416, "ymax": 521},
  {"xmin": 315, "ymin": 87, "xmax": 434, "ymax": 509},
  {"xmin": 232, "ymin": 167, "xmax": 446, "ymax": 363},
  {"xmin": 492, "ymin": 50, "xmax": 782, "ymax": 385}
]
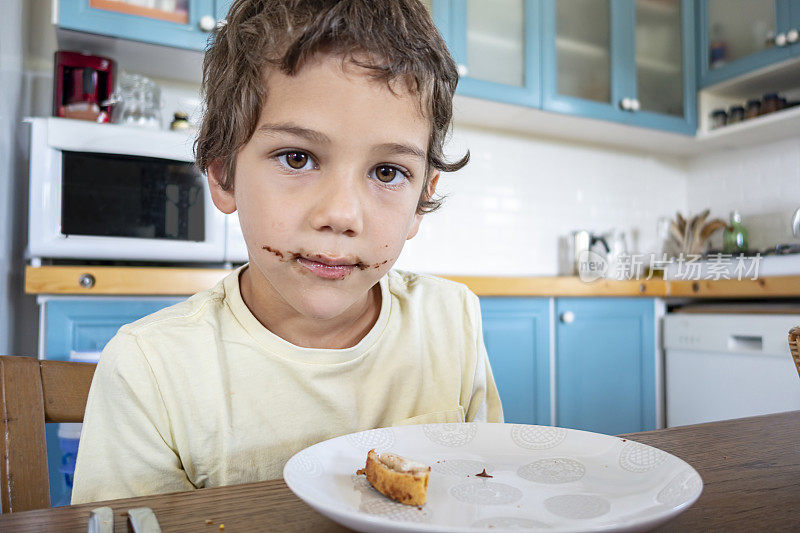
[{"xmin": 209, "ymin": 54, "xmax": 437, "ymax": 321}]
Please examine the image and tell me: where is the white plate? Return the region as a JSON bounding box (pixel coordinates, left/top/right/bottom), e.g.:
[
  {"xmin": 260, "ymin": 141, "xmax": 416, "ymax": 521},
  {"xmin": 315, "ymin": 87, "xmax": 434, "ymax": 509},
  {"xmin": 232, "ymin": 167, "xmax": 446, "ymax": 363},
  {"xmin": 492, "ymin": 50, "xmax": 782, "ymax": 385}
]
[{"xmin": 284, "ymin": 423, "xmax": 702, "ymax": 533}]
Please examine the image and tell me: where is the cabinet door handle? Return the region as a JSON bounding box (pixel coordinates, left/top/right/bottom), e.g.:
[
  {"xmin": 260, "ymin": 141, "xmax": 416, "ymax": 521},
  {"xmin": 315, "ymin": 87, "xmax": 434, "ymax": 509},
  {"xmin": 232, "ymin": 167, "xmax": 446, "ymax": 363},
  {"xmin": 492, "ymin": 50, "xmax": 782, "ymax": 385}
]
[
  {"xmin": 630, "ymin": 98, "xmax": 641, "ymax": 112},
  {"xmin": 560, "ymin": 311, "xmax": 575, "ymax": 324},
  {"xmin": 199, "ymin": 15, "xmax": 217, "ymax": 32},
  {"xmin": 619, "ymin": 98, "xmax": 632, "ymax": 111},
  {"xmin": 788, "ymin": 29, "xmax": 799, "ymax": 44},
  {"xmin": 457, "ymin": 64, "xmax": 469, "ymax": 77},
  {"xmin": 775, "ymin": 32, "xmax": 787, "ymax": 46}
]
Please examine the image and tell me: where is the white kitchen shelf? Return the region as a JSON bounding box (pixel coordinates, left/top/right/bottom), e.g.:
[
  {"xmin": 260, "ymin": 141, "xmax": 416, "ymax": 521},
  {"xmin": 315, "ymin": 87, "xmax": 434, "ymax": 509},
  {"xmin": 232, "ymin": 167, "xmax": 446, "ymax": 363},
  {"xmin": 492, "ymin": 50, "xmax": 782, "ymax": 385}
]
[
  {"xmin": 695, "ymin": 104, "xmax": 800, "ymax": 151},
  {"xmin": 454, "ymin": 93, "xmax": 800, "ymax": 157}
]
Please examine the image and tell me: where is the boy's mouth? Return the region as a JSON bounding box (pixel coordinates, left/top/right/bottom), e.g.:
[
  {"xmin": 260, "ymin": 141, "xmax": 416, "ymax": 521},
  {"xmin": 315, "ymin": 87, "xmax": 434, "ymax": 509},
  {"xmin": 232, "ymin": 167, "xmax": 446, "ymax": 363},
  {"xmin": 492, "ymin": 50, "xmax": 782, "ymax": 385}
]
[
  {"xmin": 296, "ymin": 256, "xmax": 358, "ymax": 279},
  {"xmin": 262, "ymin": 245, "xmax": 389, "ymax": 279}
]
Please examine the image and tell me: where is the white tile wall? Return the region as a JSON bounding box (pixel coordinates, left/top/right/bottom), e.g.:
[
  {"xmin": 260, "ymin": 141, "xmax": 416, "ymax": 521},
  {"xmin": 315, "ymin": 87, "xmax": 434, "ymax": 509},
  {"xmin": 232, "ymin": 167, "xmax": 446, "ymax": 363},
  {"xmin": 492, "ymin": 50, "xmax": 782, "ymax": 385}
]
[
  {"xmin": 685, "ymin": 134, "xmax": 800, "ymax": 251},
  {"xmin": 395, "ymin": 127, "xmax": 688, "ymax": 275}
]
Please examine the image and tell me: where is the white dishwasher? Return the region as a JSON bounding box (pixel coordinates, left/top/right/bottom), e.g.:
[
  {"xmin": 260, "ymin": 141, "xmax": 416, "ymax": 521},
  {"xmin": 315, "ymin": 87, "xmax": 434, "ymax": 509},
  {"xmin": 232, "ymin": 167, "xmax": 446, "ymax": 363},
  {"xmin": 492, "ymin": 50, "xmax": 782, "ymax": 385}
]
[{"xmin": 664, "ymin": 311, "xmax": 800, "ymax": 427}]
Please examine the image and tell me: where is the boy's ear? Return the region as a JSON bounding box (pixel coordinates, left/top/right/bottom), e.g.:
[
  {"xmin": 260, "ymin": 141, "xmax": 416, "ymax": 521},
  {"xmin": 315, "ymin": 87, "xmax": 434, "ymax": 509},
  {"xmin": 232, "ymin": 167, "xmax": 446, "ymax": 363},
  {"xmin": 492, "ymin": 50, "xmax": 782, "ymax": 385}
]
[
  {"xmin": 206, "ymin": 159, "xmax": 237, "ymax": 214},
  {"xmin": 406, "ymin": 171, "xmax": 440, "ymax": 240}
]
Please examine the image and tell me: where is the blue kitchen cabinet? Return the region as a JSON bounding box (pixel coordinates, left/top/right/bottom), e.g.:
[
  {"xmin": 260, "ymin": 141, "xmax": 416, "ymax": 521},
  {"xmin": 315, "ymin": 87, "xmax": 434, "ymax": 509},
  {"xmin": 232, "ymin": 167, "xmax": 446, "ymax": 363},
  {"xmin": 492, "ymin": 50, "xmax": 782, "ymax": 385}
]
[
  {"xmin": 480, "ymin": 298, "xmax": 551, "ymax": 425},
  {"xmin": 434, "ymin": 0, "xmax": 542, "ymax": 107},
  {"xmin": 555, "ymin": 298, "xmax": 656, "ymax": 435},
  {"xmin": 542, "ymin": 0, "xmax": 696, "ymax": 134},
  {"xmin": 698, "ymin": 0, "xmax": 800, "ymax": 88},
  {"xmin": 58, "ymin": 0, "xmax": 225, "ymax": 50},
  {"xmin": 41, "ymin": 297, "xmax": 182, "ymax": 506}
]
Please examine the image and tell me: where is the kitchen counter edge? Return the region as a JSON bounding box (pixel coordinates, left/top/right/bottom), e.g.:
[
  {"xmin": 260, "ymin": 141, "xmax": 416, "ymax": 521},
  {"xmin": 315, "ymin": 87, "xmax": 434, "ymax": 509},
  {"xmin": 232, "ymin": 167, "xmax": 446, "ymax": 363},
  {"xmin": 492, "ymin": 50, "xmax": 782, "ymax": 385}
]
[{"xmin": 24, "ymin": 266, "xmax": 800, "ymax": 298}]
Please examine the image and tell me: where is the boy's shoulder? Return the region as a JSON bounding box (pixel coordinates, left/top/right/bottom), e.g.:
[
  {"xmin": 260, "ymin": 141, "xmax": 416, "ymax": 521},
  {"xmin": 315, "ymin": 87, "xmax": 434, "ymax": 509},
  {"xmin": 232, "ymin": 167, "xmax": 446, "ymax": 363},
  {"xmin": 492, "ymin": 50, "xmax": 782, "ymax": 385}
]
[
  {"xmin": 387, "ymin": 269, "xmax": 478, "ymax": 307},
  {"xmin": 118, "ymin": 274, "xmax": 231, "ymax": 337}
]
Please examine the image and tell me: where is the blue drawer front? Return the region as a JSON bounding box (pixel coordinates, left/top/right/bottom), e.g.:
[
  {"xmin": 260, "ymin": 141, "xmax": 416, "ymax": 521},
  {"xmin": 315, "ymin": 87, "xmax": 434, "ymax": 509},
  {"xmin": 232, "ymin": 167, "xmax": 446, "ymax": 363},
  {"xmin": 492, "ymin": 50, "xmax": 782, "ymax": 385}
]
[{"xmin": 44, "ymin": 299, "xmax": 181, "ymax": 361}]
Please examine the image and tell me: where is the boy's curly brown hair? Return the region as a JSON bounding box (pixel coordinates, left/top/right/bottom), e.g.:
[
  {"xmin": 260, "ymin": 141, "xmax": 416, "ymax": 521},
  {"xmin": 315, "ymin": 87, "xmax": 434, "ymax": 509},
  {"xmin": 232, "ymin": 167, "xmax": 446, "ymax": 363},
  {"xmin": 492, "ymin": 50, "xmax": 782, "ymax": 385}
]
[{"xmin": 195, "ymin": 0, "xmax": 468, "ymax": 213}]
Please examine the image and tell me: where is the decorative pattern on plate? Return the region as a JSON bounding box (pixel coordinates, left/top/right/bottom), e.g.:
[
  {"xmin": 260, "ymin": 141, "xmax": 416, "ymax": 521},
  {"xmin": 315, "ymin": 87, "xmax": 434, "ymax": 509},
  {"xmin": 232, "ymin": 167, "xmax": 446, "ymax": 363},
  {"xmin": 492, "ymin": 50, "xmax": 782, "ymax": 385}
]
[
  {"xmin": 345, "ymin": 427, "xmax": 395, "ymax": 452},
  {"xmin": 472, "ymin": 517, "xmax": 552, "ymax": 529},
  {"xmin": 422, "ymin": 423, "xmax": 478, "ymax": 447},
  {"xmin": 352, "ymin": 475, "xmax": 430, "ymax": 522},
  {"xmin": 358, "ymin": 495, "xmax": 430, "ymax": 522},
  {"xmin": 351, "ymin": 474, "xmax": 374, "ymax": 494},
  {"xmin": 517, "ymin": 457, "xmax": 586, "ymax": 484},
  {"xmin": 431, "ymin": 459, "xmax": 493, "ymax": 477},
  {"xmin": 619, "ymin": 441, "xmax": 668, "ymax": 473},
  {"xmin": 449, "ymin": 480, "xmax": 523, "ymax": 505},
  {"xmin": 283, "ymin": 450, "xmax": 324, "ymax": 480},
  {"xmin": 544, "ymin": 494, "xmax": 611, "ymax": 519},
  {"xmin": 510, "ymin": 425, "xmax": 567, "ymax": 450},
  {"xmin": 656, "ymin": 469, "xmax": 703, "ymax": 506}
]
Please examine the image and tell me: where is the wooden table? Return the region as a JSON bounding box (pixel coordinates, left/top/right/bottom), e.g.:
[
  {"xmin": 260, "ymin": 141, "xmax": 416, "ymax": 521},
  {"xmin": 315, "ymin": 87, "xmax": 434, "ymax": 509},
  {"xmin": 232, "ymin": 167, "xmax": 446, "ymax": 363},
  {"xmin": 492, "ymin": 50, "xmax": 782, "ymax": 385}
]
[{"xmin": 2, "ymin": 411, "xmax": 798, "ymax": 532}]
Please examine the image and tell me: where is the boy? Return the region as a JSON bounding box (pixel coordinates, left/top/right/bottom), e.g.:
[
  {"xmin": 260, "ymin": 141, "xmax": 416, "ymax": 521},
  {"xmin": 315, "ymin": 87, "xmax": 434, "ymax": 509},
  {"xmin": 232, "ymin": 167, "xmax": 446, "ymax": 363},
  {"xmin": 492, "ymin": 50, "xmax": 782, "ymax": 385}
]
[{"xmin": 72, "ymin": 0, "xmax": 502, "ymax": 503}]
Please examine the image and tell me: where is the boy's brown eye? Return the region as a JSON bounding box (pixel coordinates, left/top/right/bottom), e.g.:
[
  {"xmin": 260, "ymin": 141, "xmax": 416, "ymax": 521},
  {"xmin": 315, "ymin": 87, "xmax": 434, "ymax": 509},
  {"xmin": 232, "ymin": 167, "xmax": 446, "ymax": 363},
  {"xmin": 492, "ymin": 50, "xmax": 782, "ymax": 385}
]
[
  {"xmin": 376, "ymin": 166, "xmax": 397, "ymax": 183},
  {"xmin": 286, "ymin": 152, "xmax": 308, "ymax": 169}
]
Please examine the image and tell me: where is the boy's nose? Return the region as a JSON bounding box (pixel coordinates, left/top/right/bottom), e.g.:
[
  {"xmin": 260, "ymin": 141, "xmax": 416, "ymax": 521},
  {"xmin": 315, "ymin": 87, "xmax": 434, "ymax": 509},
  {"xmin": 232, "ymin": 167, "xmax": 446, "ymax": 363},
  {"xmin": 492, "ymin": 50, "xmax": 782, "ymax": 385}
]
[{"xmin": 308, "ymin": 174, "xmax": 364, "ymax": 237}]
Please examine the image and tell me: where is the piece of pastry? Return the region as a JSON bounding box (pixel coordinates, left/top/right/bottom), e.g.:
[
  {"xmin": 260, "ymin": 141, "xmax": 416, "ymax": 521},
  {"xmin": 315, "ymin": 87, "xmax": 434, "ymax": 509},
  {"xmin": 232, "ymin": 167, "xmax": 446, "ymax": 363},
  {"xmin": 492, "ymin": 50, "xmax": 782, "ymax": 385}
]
[{"xmin": 357, "ymin": 449, "xmax": 430, "ymax": 506}]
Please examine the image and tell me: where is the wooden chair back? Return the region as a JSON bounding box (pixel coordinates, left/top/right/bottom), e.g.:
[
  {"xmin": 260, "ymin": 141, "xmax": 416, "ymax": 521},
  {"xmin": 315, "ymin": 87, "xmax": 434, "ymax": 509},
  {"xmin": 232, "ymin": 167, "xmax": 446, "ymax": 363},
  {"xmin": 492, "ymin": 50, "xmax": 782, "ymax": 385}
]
[
  {"xmin": 791, "ymin": 327, "xmax": 800, "ymax": 380},
  {"xmin": 0, "ymin": 356, "xmax": 96, "ymax": 513}
]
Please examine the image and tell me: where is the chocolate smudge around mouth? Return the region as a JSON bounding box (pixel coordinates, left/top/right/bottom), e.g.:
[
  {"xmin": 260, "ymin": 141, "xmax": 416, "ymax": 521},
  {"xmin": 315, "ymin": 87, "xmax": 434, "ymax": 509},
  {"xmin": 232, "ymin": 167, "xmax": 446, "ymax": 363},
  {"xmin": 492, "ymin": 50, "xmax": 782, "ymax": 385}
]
[
  {"xmin": 262, "ymin": 245, "xmax": 285, "ymax": 259},
  {"xmin": 261, "ymin": 245, "xmax": 389, "ymax": 271}
]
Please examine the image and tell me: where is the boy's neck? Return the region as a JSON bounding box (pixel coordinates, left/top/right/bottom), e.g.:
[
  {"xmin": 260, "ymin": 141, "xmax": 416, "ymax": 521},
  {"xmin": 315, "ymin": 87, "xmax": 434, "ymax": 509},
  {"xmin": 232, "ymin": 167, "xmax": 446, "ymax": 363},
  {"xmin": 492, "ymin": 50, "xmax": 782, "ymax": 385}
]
[{"xmin": 238, "ymin": 266, "xmax": 382, "ymax": 350}]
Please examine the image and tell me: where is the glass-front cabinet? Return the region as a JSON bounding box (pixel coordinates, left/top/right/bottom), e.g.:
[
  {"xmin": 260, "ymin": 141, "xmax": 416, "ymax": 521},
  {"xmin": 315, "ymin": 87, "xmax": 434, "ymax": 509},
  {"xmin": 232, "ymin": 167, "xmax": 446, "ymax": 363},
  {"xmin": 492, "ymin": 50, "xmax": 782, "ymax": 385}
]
[
  {"xmin": 698, "ymin": 0, "xmax": 800, "ymax": 87},
  {"xmin": 542, "ymin": 0, "xmax": 695, "ymax": 134},
  {"xmin": 428, "ymin": 0, "xmax": 541, "ymax": 107},
  {"xmin": 630, "ymin": 0, "xmax": 695, "ymax": 132},
  {"xmin": 542, "ymin": 0, "xmax": 618, "ymax": 120},
  {"xmin": 58, "ymin": 0, "xmax": 223, "ymax": 50}
]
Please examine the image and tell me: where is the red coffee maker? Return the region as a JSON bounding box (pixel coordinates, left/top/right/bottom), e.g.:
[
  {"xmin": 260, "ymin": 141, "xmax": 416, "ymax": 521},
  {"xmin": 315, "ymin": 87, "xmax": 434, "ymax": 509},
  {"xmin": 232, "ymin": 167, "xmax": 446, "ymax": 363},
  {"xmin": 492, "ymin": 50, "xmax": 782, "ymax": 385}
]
[{"xmin": 53, "ymin": 51, "xmax": 116, "ymax": 123}]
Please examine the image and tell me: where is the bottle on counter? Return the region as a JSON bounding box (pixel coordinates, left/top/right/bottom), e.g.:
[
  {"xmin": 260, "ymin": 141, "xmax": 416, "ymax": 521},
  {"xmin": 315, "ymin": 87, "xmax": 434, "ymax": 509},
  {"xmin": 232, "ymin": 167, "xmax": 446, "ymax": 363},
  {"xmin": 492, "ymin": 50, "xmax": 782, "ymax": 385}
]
[{"xmin": 723, "ymin": 211, "xmax": 749, "ymax": 254}]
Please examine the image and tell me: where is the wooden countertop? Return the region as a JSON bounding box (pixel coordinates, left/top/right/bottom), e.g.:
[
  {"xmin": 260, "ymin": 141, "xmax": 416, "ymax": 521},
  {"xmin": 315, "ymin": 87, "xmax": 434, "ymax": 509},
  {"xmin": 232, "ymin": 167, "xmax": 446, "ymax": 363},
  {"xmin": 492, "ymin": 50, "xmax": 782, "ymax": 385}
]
[
  {"xmin": 24, "ymin": 265, "xmax": 800, "ymax": 298},
  {"xmin": 2, "ymin": 411, "xmax": 798, "ymax": 531}
]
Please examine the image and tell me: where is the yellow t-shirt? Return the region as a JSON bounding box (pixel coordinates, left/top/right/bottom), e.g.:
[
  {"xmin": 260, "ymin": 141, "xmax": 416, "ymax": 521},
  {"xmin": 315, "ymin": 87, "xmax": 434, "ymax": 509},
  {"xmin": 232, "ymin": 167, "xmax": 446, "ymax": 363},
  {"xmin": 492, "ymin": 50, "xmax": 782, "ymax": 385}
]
[{"xmin": 71, "ymin": 267, "xmax": 503, "ymax": 504}]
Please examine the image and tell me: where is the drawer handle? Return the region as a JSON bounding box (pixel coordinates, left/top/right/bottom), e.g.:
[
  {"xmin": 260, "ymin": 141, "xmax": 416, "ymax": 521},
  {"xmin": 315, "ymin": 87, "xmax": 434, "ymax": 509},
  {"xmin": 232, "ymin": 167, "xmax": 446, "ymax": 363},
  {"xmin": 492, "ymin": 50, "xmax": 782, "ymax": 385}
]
[
  {"xmin": 79, "ymin": 273, "xmax": 96, "ymax": 289},
  {"xmin": 560, "ymin": 311, "xmax": 575, "ymax": 324}
]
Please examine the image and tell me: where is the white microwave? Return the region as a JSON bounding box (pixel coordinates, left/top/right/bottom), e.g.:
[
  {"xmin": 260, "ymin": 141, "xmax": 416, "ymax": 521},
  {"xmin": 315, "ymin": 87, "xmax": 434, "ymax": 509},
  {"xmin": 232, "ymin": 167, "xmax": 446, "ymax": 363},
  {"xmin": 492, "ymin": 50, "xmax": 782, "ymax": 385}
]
[{"xmin": 26, "ymin": 117, "xmax": 248, "ymax": 263}]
